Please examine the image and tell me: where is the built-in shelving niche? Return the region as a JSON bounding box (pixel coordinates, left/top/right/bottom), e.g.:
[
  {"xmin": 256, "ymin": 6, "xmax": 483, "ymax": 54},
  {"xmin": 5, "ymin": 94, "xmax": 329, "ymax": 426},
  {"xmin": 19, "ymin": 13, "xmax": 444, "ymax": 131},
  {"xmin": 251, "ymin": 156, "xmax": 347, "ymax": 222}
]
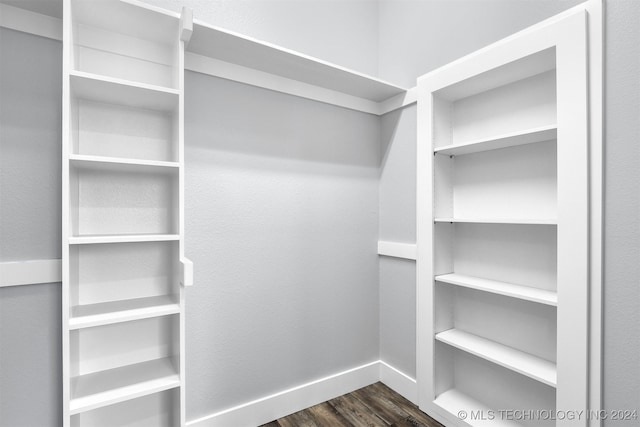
[
  {"xmin": 69, "ymin": 315, "xmax": 180, "ymax": 416},
  {"xmin": 70, "ymin": 0, "xmax": 180, "ymax": 89},
  {"xmin": 70, "ymin": 389, "xmax": 180, "ymax": 427},
  {"xmin": 69, "ymin": 241, "xmax": 180, "ymax": 330},
  {"xmin": 68, "ymin": 162, "xmax": 178, "ymax": 239}
]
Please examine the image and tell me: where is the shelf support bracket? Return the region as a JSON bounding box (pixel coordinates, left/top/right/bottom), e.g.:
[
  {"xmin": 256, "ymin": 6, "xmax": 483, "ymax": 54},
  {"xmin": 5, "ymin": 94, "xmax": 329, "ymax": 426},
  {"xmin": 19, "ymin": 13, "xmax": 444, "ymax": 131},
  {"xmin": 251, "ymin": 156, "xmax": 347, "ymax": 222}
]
[
  {"xmin": 180, "ymin": 257, "xmax": 194, "ymax": 287},
  {"xmin": 179, "ymin": 7, "xmax": 193, "ymax": 47}
]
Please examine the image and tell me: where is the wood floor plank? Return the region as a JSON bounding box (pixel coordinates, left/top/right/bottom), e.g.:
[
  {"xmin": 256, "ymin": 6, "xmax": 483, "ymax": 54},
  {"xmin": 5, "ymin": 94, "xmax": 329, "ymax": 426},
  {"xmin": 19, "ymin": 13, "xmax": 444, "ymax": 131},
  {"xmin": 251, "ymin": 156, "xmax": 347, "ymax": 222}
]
[
  {"xmin": 351, "ymin": 385, "xmax": 411, "ymax": 425},
  {"xmin": 328, "ymin": 393, "xmax": 387, "ymax": 427},
  {"xmin": 277, "ymin": 409, "xmax": 320, "ymax": 427},
  {"xmin": 307, "ymin": 401, "xmax": 353, "ymax": 426},
  {"xmin": 370, "ymin": 383, "xmax": 443, "ymax": 427},
  {"xmin": 260, "ymin": 382, "xmax": 442, "ymax": 427}
]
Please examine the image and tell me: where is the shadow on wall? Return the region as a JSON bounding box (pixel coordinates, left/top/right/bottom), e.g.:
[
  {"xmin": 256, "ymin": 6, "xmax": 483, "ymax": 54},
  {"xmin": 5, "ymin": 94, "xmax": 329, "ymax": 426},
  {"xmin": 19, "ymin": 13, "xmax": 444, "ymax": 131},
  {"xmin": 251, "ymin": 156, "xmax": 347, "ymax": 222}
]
[{"xmin": 185, "ymin": 71, "xmax": 381, "ymax": 171}]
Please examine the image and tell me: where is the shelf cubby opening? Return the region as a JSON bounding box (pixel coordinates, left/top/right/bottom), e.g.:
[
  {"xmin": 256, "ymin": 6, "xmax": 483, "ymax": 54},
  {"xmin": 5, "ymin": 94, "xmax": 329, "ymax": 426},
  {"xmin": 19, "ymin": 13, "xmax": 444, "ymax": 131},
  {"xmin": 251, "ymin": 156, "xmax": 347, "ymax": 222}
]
[
  {"xmin": 69, "ymin": 316, "xmax": 180, "ymax": 414},
  {"xmin": 71, "ymin": 388, "xmax": 180, "ymax": 427},
  {"xmin": 70, "ymin": 0, "xmax": 180, "ymax": 89},
  {"xmin": 435, "ymin": 284, "xmax": 557, "ymax": 364},
  {"xmin": 69, "ymin": 241, "xmax": 179, "ymax": 327},
  {"xmin": 434, "ymin": 140, "xmax": 557, "ymax": 222},
  {"xmin": 434, "ymin": 222, "xmax": 557, "ymax": 292},
  {"xmin": 433, "ymin": 49, "xmax": 557, "ymax": 149},
  {"xmin": 69, "ymin": 166, "xmax": 178, "ymax": 238},
  {"xmin": 434, "ymin": 346, "xmax": 556, "ymax": 427},
  {"xmin": 435, "ymin": 273, "xmax": 557, "ymax": 306},
  {"xmin": 70, "ymin": 75, "xmax": 178, "ymax": 162}
]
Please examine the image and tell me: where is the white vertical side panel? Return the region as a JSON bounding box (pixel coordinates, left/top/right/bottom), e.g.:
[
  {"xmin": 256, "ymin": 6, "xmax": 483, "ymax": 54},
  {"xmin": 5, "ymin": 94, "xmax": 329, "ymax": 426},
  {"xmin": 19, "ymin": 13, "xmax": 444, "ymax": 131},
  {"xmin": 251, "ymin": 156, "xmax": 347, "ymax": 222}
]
[
  {"xmin": 584, "ymin": 1, "xmax": 604, "ymax": 423},
  {"xmin": 178, "ymin": 8, "xmax": 191, "ymax": 427},
  {"xmin": 62, "ymin": 0, "xmax": 72, "ymax": 425},
  {"xmin": 415, "ymin": 83, "xmax": 434, "ymax": 409},
  {"xmin": 555, "ymin": 11, "xmax": 589, "ymax": 427}
]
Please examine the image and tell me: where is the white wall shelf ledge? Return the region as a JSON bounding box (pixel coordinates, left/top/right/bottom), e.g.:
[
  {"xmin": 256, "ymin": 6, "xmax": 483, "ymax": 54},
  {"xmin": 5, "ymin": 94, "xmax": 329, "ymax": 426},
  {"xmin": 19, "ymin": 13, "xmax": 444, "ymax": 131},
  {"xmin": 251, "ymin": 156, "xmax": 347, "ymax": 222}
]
[
  {"xmin": 434, "ymin": 125, "xmax": 557, "ymax": 156},
  {"xmin": 435, "ymin": 273, "xmax": 557, "ymax": 306},
  {"xmin": 69, "ymin": 295, "xmax": 180, "ymax": 330},
  {"xmin": 69, "ymin": 357, "xmax": 180, "ymax": 415},
  {"xmin": 70, "ymin": 71, "xmax": 179, "ymax": 111},
  {"xmin": 434, "ymin": 218, "xmax": 557, "ymax": 226},
  {"xmin": 68, "ymin": 234, "xmax": 180, "ymax": 245},
  {"xmin": 436, "ymin": 329, "xmax": 557, "ymax": 387},
  {"xmin": 70, "ymin": 155, "xmax": 179, "ymax": 173},
  {"xmin": 186, "ymin": 20, "xmax": 407, "ymax": 103}
]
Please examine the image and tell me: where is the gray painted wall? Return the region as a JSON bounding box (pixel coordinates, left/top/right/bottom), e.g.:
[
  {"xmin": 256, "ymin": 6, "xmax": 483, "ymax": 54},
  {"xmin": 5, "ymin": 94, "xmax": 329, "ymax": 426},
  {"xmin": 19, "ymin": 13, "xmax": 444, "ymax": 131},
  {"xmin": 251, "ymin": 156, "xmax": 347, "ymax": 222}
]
[
  {"xmin": 377, "ymin": 0, "xmax": 640, "ymax": 423},
  {"xmin": 602, "ymin": 0, "xmax": 640, "ymax": 423},
  {"xmin": 2, "ymin": 0, "xmax": 638, "ymax": 424},
  {"xmin": 184, "ymin": 72, "xmax": 380, "ymax": 418},
  {"xmin": 0, "ymin": 28, "xmax": 62, "ymax": 426},
  {"xmin": 140, "ymin": 0, "xmax": 379, "ymax": 77}
]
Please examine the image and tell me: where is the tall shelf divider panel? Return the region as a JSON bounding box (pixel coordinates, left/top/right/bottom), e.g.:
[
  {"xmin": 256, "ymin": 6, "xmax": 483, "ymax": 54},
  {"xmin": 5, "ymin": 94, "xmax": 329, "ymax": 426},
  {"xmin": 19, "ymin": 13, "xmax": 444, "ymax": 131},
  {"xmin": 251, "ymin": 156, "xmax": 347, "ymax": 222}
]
[
  {"xmin": 62, "ymin": 1, "xmax": 193, "ymax": 425},
  {"xmin": 417, "ymin": 10, "xmax": 590, "ymax": 427}
]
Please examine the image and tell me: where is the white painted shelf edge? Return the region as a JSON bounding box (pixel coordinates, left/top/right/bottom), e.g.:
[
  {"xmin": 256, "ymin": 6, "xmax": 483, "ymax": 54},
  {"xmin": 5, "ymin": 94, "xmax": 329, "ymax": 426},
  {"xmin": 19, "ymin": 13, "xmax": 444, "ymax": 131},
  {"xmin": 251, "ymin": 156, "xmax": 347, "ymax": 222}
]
[
  {"xmin": 434, "ymin": 125, "xmax": 557, "ymax": 156},
  {"xmin": 70, "ymin": 357, "xmax": 180, "ymax": 415},
  {"xmin": 70, "ymin": 70, "xmax": 179, "ymax": 111},
  {"xmin": 69, "ymin": 295, "xmax": 180, "ymax": 330},
  {"xmin": 435, "ymin": 273, "xmax": 557, "ymax": 306},
  {"xmin": 70, "ymin": 154, "xmax": 180, "ymax": 172},
  {"xmin": 187, "ymin": 19, "xmax": 407, "ymax": 102},
  {"xmin": 434, "ymin": 218, "xmax": 557, "ymax": 225},
  {"xmin": 434, "ymin": 389, "xmax": 523, "ymax": 427},
  {"xmin": 435, "ymin": 329, "xmax": 557, "ymax": 387},
  {"xmin": 69, "ymin": 234, "xmax": 180, "ymax": 245}
]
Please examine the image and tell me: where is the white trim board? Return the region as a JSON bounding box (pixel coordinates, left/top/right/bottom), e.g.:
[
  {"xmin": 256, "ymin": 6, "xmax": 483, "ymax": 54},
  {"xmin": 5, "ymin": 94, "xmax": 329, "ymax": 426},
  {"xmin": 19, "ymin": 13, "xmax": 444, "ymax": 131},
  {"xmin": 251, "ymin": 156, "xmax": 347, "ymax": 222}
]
[
  {"xmin": 0, "ymin": 3, "xmax": 62, "ymax": 41},
  {"xmin": 378, "ymin": 241, "xmax": 417, "ymax": 261},
  {"xmin": 186, "ymin": 361, "xmax": 380, "ymax": 427},
  {"xmin": 186, "ymin": 360, "xmax": 417, "ymax": 427},
  {"xmin": 0, "ymin": 4, "xmax": 416, "ymax": 116},
  {"xmin": 379, "ymin": 361, "xmax": 418, "ymax": 404},
  {"xmin": 0, "ymin": 259, "xmax": 62, "ymax": 287}
]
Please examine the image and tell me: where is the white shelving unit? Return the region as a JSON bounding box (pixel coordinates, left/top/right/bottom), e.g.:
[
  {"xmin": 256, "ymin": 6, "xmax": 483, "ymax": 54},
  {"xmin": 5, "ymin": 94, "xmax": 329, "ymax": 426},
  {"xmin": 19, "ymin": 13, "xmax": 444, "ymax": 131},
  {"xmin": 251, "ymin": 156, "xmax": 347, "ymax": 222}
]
[
  {"xmin": 62, "ymin": 0, "xmax": 192, "ymax": 425},
  {"xmin": 417, "ymin": 10, "xmax": 590, "ymax": 427}
]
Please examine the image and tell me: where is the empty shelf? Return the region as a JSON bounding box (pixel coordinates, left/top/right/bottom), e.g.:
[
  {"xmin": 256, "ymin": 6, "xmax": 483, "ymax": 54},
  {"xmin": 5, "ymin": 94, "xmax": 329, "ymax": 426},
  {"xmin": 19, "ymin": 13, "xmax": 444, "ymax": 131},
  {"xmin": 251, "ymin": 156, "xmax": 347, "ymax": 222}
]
[
  {"xmin": 435, "ymin": 273, "xmax": 557, "ymax": 306},
  {"xmin": 187, "ymin": 21, "xmax": 407, "ymax": 102},
  {"xmin": 70, "ymin": 357, "xmax": 180, "ymax": 415},
  {"xmin": 436, "ymin": 329, "xmax": 557, "ymax": 387},
  {"xmin": 434, "ymin": 218, "xmax": 557, "ymax": 225},
  {"xmin": 70, "ymin": 155, "xmax": 179, "ymax": 173},
  {"xmin": 70, "ymin": 70, "xmax": 179, "ymax": 111},
  {"xmin": 69, "ymin": 234, "xmax": 180, "ymax": 245},
  {"xmin": 434, "ymin": 389, "xmax": 523, "ymax": 427},
  {"xmin": 434, "ymin": 125, "xmax": 557, "ymax": 156},
  {"xmin": 69, "ymin": 295, "xmax": 180, "ymax": 329}
]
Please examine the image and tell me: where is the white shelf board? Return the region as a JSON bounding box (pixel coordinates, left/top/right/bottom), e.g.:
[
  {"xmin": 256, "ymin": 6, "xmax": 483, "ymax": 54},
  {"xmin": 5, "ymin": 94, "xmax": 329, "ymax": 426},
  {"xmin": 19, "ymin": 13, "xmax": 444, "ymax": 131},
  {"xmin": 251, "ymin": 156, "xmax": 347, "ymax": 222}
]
[
  {"xmin": 69, "ymin": 295, "xmax": 180, "ymax": 330},
  {"xmin": 434, "ymin": 125, "xmax": 557, "ymax": 156},
  {"xmin": 70, "ymin": 357, "xmax": 180, "ymax": 415},
  {"xmin": 69, "ymin": 234, "xmax": 180, "ymax": 245},
  {"xmin": 70, "ymin": 154, "xmax": 179, "ymax": 173},
  {"xmin": 72, "ymin": 0, "xmax": 179, "ymax": 45},
  {"xmin": 434, "ymin": 218, "xmax": 557, "ymax": 225},
  {"xmin": 187, "ymin": 20, "xmax": 407, "ymax": 102},
  {"xmin": 70, "ymin": 70, "xmax": 179, "ymax": 111},
  {"xmin": 434, "ymin": 389, "xmax": 523, "ymax": 427},
  {"xmin": 435, "ymin": 273, "xmax": 557, "ymax": 306},
  {"xmin": 436, "ymin": 329, "xmax": 557, "ymax": 387}
]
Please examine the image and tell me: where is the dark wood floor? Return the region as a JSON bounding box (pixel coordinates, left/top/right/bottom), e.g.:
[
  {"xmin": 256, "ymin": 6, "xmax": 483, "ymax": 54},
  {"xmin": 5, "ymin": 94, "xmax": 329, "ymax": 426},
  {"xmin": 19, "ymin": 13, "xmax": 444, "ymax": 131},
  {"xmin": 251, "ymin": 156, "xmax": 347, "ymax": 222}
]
[{"xmin": 259, "ymin": 382, "xmax": 443, "ymax": 427}]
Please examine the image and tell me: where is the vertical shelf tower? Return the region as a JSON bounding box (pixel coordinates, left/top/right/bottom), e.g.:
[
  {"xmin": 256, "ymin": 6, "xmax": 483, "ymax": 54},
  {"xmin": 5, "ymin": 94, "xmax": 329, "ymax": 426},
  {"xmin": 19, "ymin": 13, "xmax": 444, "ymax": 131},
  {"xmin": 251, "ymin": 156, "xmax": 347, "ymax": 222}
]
[
  {"xmin": 417, "ymin": 10, "xmax": 590, "ymax": 427},
  {"xmin": 62, "ymin": 0, "xmax": 193, "ymax": 425}
]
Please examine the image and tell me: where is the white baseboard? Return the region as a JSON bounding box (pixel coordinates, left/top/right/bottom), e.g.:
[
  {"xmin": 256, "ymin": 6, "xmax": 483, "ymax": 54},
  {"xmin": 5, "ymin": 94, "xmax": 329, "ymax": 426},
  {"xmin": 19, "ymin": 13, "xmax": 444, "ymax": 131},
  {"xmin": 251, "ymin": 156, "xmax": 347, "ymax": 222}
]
[
  {"xmin": 187, "ymin": 361, "xmax": 380, "ymax": 427},
  {"xmin": 379, "ymin": 361, "xmax": 418, "ymax": 404}
]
